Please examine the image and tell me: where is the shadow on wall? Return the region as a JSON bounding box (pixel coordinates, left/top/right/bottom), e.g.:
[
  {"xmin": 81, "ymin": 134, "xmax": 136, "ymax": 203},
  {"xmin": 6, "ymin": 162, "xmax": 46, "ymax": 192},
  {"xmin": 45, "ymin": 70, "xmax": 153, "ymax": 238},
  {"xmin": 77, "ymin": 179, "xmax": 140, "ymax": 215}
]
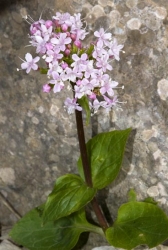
[{"xmin": 0, "ymin": 0, "xmax": 33, "ymax": 12}]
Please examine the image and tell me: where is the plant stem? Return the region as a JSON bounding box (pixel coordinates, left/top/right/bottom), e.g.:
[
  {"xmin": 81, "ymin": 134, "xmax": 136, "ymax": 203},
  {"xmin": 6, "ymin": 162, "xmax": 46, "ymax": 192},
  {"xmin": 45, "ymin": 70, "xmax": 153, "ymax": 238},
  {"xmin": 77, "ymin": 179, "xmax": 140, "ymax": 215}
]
[
  {"xmin": 75, "ymin": 109, "xmax": 108, "ymax": 231},
  {"xmin": 75, "ymin": 109, "xmax": 92, "ymax": 187}
]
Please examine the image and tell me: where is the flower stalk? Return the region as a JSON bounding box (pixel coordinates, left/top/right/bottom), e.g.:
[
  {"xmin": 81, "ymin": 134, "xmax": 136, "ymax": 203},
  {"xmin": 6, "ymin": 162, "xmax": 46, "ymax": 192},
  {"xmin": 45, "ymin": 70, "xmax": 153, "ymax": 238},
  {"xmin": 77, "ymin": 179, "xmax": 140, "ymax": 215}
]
[{"xmin": 75, "ymin": 109, "xmax": 108, "ymax": 231}]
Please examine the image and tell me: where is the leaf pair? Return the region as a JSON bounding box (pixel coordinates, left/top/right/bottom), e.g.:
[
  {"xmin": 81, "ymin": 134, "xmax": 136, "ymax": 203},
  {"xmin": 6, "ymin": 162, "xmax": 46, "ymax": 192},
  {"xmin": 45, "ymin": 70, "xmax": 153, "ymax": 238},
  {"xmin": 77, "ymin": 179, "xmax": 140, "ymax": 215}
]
[{"xmin": 43, "ymin": 128, "xmax": 131, "ymax": 223}]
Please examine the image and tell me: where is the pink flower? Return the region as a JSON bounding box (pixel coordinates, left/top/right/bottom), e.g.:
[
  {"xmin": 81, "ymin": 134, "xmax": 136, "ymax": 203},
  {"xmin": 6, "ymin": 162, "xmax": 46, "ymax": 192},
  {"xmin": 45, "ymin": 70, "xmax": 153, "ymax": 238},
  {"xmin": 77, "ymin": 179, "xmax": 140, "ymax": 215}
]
[
  {"xmin": 64, "ymin": 98, "xmax": 82, "ymax": 114},
  {"xmin": 94, "ymin": 28, "xmax": 112, "ymax": 47},
  {"xmin": 100, "ymin": 80, "xmax": 118, "ymax": 96},
  {"xmin": 43, "ymin": 84, "xmax": 51, "ymax": 93},
  {"xmin": 96, "ymin": 54, "xmax": 112, "ymax": 72},
  {"xmin": 21, "ymin": 53, "xmax": 40, "ymax": 73},
  {"xmin": 51, "ymin": 33, "xmax": 71, "ymax": 51},
  {"xmin": 108, "ymin": 38, "xmax": 124, "ymax": 61}
]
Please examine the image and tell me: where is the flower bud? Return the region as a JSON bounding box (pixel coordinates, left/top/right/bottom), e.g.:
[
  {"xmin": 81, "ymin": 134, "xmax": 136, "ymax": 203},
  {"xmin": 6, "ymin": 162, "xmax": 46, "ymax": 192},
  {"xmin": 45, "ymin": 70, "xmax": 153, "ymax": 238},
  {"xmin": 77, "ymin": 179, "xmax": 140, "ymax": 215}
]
[
  {"xmin": 64, "ymin": 49, "xmax": 71, "ymax": 56},
  {"xmin": 66, "ymin": 32, "xmax": 70, "ymax": 37},
  {"xmin": 67, "ymin": 44, "xmax": 71, "ymax": 49},
  {"xmin": 53, "ymin": 19, "xmax": 60, "ymax": 27},
  {"xmin": 71, "ymin": 33, "xmax": 77, "ymax": 41},
  {"xmin": 61, "ymin": 24, "xmax": 68, "ymax": 32},
  {"xmin": 45, "ymin": 20, "xmax": 53, "ymax": 28},
  {"xmin": 74, "ymin": 40, "xmax": 82, "ymax": 49}
]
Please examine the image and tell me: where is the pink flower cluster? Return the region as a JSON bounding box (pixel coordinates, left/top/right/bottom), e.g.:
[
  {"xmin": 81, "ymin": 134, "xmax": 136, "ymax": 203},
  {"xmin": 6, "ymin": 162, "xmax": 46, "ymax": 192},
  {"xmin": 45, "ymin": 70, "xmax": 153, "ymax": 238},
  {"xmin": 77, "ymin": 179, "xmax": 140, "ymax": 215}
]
[{"xmin": 20, "ymin": 12, "xmax": 124, "ymax": 114}]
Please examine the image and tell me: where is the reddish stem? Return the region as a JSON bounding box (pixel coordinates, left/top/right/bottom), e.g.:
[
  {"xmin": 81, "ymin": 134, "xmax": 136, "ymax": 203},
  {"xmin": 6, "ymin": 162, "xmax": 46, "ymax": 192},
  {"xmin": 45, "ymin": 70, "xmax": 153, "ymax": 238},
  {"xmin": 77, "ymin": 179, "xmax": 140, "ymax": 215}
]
[{"xmin": 75, "ymin": 109, "xmax": 108, "ymax": 231}]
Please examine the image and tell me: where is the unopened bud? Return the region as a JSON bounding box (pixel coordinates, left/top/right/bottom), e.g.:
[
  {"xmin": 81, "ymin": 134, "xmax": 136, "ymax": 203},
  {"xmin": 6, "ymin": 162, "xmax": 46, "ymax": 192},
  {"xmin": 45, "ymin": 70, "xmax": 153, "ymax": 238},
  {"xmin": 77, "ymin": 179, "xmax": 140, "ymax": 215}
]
[
  {"xmin": 64, "ymin": 49, "xmax": 71, "ymax": 56},
  {"xmin": 74, "ymin": 40, "xmax": 82, "ymax": 49},
  {"xmin": 61, "ymin": 24, "xmax": 68, "ymax": 32},
  {"xmin": 71, "ymin": 33, "xmax": 77, "ymax": 41},
  {"xmin": 45, "ymin": 20, "xmax": 53, "ymax": 28},
  {"xmin": 67, "ymin": 44, "xmax": 71, "ymax": 49}
]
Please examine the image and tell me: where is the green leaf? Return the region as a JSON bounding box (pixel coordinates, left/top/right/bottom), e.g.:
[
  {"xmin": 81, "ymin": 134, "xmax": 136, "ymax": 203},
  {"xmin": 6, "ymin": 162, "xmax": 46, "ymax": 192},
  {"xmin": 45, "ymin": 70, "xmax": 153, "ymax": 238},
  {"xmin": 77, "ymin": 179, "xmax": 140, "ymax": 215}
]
[
  {"xmin": 42, "ymin": 174, "xmax": 96, "ymax": 223},
  {"xmin": 39, "ymin": 68, "xmax": 48, "ymax": 74},
  {"xmin": 78, "ymin": 96, "xmax": 91, "ymax": 125},
  {"xmin": 106, "ymin": 201, "xmax": 168, "ymax": 249},
  {"xmin": 86, "ymin": 44, "xmax": 94, "ymax": 56},
  {"xmin": 9, "ymin": 208, "xmax": 103, "ymax": 250},
  {"xmin": 72, "ymin": 44, "xmax": 78, "ymax": 54},
  {"xmin": 77, "ymin": 128, "xmax": 131, "ymax": 189},
  {"xmin": 128, "ymin": 189, "xmax": 137, "ymax": 202},
  {"xmin": 143, "ymin": 197, "xmax": 158, "ymax": 205}
]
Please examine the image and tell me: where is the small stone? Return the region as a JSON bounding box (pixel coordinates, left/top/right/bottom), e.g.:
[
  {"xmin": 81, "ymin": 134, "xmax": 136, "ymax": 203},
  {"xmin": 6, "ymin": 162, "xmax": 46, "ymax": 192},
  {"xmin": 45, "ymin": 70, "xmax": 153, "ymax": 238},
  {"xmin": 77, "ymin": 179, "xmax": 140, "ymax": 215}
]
[
  {"xmin": 0, "ymin": 114, "xmax": 7, "ymax": 124},
  {"xmin": 107, "ymin": 1, "xmax": 114, "ymax": 7},
  {"xmin": 153, "ymin": 149, "xmax": 161, "ymax": 160},
  {"xmin": 147, "ymin": 186, "xmax": 159, "ymax": 197},
  {"xmin": 145, "ymin": 12, "xmax": 162, "ymax": 31},
  {"xmin": 141, "ymin": 129, "xmax": 157, "ymax": 141},
  {"xmin": 50, "ymin": 104, "xmax": 59, "ymax": 116},
  {"xmin": 38, "ymin": 106, "xmax": 44, "ymax": 113},
  {"xmin": 0, "ymin": 168, "xmax": 15, "ymax": 186},
  {"xmin": 109, "ymin": 10, "xmax": 121, "ymax": 28},
  {"xmin": 126, "ymin": 0, "xmax": 138, "ymax": 9},
  {"xmin": 157, "ymin": 198, "xmax": 167, "ymax": 205},
  {"xmin": 31, "ymin": 116, "xmax": 39, "ymax": 124},
  {"xmin": 154, "ymin": 7, "xmax": 167, "ymax": 20},
  {"xmin": 127, "ymin": 18, "xmax": 141, "ymax": 30},
  {"xmin": 0, "ymin": 240, "xmax": 21, "ymax": 250},
  {"xmin": 157, "ymin": 182, "xmax": 168, "ymax": 196},
  {"xmin": 92, "ymin": 5, "xmax": 105, "ymax": 18},
  {"xmin": 157, "ymin": 79, "xmax": 168, "ymax": 101},
  {"xmin": 20, "ymin": 7, "xmax": 27, "ymax": 18},
  {"xmin": 98, "ymin": 0, "xmax": 109, "ymax": 7}
]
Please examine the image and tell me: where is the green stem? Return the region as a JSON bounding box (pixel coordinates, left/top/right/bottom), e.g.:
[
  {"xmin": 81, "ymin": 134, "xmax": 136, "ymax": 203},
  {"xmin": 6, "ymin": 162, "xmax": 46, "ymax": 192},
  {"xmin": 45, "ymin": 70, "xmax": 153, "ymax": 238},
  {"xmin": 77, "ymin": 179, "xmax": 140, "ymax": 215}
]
[{"xmin": 75, "ymin": 109, "xmax": 108, "ymax": 231}]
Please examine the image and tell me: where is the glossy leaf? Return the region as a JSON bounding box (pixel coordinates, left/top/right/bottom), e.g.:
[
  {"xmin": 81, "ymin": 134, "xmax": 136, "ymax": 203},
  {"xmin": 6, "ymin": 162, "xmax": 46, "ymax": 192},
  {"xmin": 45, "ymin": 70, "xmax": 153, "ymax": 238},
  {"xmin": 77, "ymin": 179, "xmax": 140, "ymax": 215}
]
[
  {"xmin": 9, "ymin": 207, "xmax": 103, "ymax": 250},
  {"xmin": 42, "ymin": 174, "xmax": 96, "ymax": 223},
  {"xmin": 78, "ymin": 96, "xmax": 91, "ymax": 125},
  {"xmin": 106, "ymin": 201, "xmax": 168, "ymax": 249},
  {"xmin": 78, "ymin": 128, "xmax": 131, "ymax": 189}
]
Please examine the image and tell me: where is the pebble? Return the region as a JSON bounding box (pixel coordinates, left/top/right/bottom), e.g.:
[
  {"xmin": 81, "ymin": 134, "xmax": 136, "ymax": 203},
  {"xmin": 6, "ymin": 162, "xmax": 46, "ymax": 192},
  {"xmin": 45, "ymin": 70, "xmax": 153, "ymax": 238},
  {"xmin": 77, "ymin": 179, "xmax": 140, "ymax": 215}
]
[
  {"xmin": 31, "ymin": 116, "xmax": 39, "ymax": 124},
  {"xmin": 50, "ymin": 104, "xmax": 59, "ymax": 116},
  {"xmin": 157, "ymin": 79, "xmax": 168, "ymax": 101},
  {"xmin": 98, "ymin": 0, "xmax": 109, "ymax": 7},
  {"xmin": 109, "ymin": 10, "xmax": 121, "ymax": 28},
  {"xmin": 154, "ymin": 7, "xmax": 167, "ymax": 20},
  {"xmin": 147, "ymin": 186, "xmax": 159, "ymax": 197},
  {"xmin": 0, "ymin": 168, "xmax": 15, "ymax": 186},
  {"xmin": 126, "ymin": 0, "xmax": 138, "ymax": 9},
  {"xmin": 157, "ymin": 182, "xmax": 168, "ymax": 196},
  {"xmin": 0, "ymin": 240, "xmax": 21, "ymax": 250},
  {"xmin": 127, "ymin": 18, "xmax": 141, "ymax": 30},
  {"xmin": 92, "ymin": 5, "xmax": 105, "ymax": 18},
  {"xmin": 141, "ymin": 129, "xmax": 157, "ymax": 142}
]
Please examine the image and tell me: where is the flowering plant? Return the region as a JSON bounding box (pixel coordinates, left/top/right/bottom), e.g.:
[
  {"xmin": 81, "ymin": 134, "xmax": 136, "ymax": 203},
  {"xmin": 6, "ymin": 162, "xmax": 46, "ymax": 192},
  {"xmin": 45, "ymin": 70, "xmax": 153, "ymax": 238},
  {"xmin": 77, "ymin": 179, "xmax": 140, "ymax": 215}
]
[{"xmin": 10, "ymin": 12, "xmax": 168, "ymax": 250}]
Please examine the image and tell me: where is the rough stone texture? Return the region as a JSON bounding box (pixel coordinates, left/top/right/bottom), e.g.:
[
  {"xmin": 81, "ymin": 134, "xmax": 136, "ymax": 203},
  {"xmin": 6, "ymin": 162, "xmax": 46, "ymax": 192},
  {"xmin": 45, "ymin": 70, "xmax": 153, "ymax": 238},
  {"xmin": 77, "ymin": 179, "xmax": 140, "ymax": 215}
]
[{"xmin": 0, "ymin": 0, "xmax": 168, "ymax": 249}]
